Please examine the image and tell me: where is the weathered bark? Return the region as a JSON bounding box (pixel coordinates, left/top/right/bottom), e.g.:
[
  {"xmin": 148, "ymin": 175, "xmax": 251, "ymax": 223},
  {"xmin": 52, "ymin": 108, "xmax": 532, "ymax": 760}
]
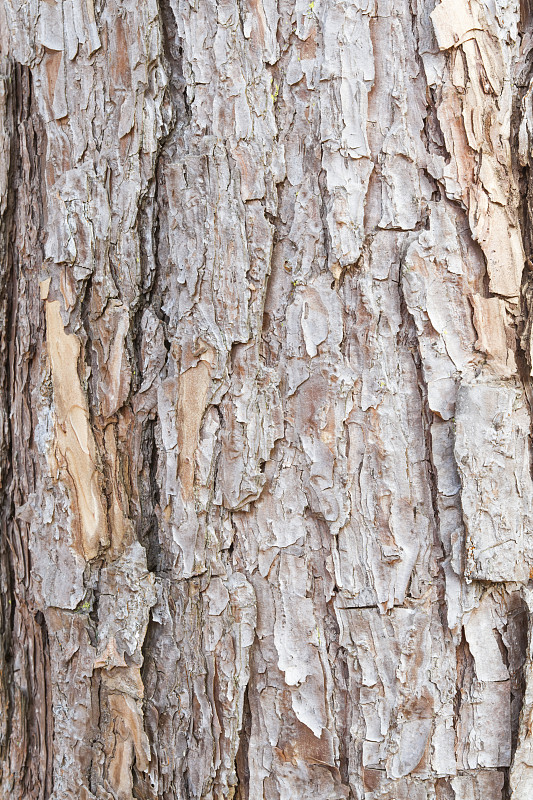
[{"xmin": 2, "ymin": 0, "xmax": 533, "ymax": 798}]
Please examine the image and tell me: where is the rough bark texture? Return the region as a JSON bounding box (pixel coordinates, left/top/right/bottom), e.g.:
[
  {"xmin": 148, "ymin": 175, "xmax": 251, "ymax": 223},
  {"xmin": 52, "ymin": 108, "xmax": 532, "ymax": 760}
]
[{"xmin": 2, "ymin": 0, "xmax": 533, "ymax": 798}]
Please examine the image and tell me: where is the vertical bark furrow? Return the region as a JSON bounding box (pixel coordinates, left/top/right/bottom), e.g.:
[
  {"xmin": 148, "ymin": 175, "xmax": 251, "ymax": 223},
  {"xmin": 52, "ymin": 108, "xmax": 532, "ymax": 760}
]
[
  {"xmin": 0, "ymin": 60, "xmax": 50, "ymax": 799},
  {"xmin": 507, "ymin": 19, "xmax": 533, "ymax": 799},
  {"xmin": 0, "ymin": 56, "xmax": 15, "ymax": 789}
]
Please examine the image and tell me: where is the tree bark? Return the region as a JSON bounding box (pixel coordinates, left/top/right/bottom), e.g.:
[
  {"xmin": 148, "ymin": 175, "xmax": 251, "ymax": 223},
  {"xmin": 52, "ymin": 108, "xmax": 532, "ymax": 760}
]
[{"xmin": 1, "ymin": 0, "xmax": 533, "ymax": 798}]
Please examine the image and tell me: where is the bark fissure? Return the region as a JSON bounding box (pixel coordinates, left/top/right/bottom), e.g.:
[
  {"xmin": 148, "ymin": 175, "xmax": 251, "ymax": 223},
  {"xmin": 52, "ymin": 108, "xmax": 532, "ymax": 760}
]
[{"xmin": 1, "ymin": 59, "xmax": 50, "ymax": 799}]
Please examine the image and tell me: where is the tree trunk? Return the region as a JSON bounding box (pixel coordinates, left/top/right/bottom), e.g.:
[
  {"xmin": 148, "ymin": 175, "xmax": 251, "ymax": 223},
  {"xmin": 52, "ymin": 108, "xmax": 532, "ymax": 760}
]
[{"xmin": 1, "ymin": 0, "xmax": 533, "ymax": 798}]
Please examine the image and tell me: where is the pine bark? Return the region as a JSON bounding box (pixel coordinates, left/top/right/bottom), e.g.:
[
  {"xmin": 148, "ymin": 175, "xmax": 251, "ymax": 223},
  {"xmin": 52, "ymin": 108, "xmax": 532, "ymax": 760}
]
[{"xmin": 1, "ymin": 0, "xmax": 533, "ymax": 798}]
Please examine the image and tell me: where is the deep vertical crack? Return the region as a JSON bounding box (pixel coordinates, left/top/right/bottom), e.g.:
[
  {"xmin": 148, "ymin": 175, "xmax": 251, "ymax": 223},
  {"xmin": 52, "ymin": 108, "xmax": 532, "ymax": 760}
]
[{"xmin": 0, "ymin": 60, "xmax": 50, "ymax": 798}]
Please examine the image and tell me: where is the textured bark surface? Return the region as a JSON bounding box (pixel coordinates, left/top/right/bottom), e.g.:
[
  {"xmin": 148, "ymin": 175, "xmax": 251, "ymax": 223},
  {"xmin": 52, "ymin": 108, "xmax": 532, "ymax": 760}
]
[{"xmin": 2, "ymin": 0, "xmax": 533, "ymax": 798}]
